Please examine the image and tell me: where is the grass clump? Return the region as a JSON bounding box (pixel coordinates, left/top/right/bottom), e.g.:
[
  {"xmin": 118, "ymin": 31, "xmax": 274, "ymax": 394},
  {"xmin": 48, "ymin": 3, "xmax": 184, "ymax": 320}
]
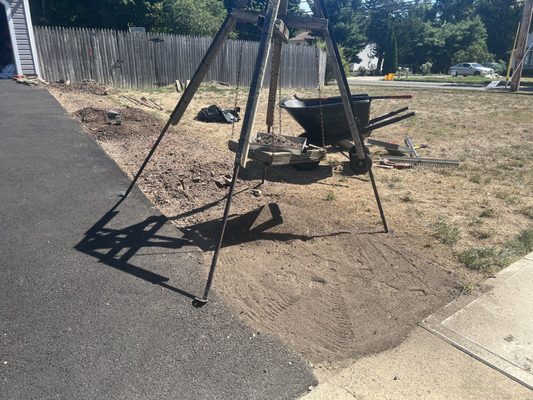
[
  {"xmin": 495, "ymin": 191, "xmax": 519, "ymax": 205},
  {"xmin": 324, "ymin": 191, "xmax": 336, "ymax": 201},
  {"xmin": 433, "ymin": 219, "xmax": 461, "ymax": 246},
  {"xmin": 506, "ymin": 228, "xmax": 533, "ymax": 255},
  {"xmin": 457, "ymin": 247, "xmax": 502, "ymax": 271},
  {"xmin": 458, "ymin": 227, "xmax": 533, "ymax": 272}
]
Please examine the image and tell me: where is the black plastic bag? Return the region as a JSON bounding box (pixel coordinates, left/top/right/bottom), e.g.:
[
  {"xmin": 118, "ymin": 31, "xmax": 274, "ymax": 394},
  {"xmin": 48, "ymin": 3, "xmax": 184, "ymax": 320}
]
[{"xmin": 196, "ymin": 105, "xmax": 240, "ymax": 124}]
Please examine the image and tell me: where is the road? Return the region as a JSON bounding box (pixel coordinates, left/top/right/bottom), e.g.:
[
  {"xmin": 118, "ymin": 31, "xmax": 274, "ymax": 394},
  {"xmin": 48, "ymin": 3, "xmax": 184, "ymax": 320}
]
[{"xmin": 347, "ymin": 76, "xmax": 533, "ymax": 92}]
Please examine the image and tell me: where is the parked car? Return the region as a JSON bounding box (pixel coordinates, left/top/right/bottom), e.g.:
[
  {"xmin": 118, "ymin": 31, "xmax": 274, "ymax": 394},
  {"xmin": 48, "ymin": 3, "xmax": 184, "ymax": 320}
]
[
  {"xmin": 482, "ymin": 62, "xmax": 504, "ymax": 75},
  {"xmin": 449, "ymin": 62, "xmax": 494, "ymax": 76}
]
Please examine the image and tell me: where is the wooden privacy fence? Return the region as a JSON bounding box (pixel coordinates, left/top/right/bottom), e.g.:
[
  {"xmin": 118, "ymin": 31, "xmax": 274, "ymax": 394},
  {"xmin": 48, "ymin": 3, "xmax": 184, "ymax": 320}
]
[{"xmin": 34, "ymin": 26, "xmax": 327, "ymax": 90}]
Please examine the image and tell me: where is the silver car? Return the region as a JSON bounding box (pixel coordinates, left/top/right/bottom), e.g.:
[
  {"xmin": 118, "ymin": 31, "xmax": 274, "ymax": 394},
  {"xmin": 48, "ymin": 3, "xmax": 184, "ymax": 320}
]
[{"xmin": 449, "ymin": 62, "xmax": 494, "ymax": 76}]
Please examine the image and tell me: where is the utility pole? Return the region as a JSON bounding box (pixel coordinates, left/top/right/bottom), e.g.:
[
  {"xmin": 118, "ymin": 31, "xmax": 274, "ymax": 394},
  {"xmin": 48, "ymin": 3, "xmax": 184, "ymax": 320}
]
[{"xmin": 510, "ymin": 0, "xmax": 533, "ymax": 92}]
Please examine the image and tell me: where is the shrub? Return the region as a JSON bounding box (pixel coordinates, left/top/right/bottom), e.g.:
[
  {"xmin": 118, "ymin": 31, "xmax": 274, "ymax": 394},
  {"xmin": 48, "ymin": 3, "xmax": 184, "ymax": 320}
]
[{"xmin": 420, "ymin": 62, "xmax": 432, "ymax": 75}]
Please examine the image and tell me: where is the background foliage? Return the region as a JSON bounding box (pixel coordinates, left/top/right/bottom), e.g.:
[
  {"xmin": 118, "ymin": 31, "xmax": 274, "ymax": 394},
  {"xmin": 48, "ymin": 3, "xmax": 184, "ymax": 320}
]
[{"xmin": 29, "ymin": 0, "xmax": 526, "ymax": 73}]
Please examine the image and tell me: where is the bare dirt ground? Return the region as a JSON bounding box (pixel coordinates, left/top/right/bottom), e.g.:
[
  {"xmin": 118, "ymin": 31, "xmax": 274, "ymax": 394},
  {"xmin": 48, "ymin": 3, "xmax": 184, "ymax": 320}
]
[{"xmin": 48, "ymin": 81, "xmax": 532, "ymax": 378}]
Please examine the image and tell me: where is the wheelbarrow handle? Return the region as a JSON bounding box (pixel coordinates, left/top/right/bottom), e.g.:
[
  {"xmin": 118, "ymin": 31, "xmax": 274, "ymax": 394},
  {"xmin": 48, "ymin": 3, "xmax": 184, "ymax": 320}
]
[
  {"xmin": 362, "ymin": 111, "xmax": 416, "ymax": 134},
  {"xmin": 368, "ymin": 107, "xmax": 409, "ymax": 125},
  {"xmin": 367, "ymin": 95, "xmax": 413, "ymax": 100}
]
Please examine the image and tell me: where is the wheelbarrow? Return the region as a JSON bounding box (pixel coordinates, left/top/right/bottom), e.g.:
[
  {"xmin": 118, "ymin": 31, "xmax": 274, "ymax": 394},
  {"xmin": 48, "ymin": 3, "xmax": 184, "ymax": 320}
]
[{"xmin": 280, "ymin": 94, "xmax": 415, "ymax": 171}]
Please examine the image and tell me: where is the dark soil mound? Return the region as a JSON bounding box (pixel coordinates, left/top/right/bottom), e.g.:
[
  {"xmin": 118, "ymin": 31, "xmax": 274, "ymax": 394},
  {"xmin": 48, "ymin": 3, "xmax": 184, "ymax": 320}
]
[
  {"xmin": 49, "ymin": 81, "xmax": 110, "ymax": 96},
  {"xmin": 74, "ymin": 107, "xmax": 162, "ymax": 141}
]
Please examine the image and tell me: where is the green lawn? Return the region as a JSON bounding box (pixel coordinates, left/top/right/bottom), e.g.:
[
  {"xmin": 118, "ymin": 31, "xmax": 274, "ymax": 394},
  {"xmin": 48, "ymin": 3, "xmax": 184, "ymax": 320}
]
[{"xmin": 394, "ymin": 74, "xmax": 533, "ymax": 86}]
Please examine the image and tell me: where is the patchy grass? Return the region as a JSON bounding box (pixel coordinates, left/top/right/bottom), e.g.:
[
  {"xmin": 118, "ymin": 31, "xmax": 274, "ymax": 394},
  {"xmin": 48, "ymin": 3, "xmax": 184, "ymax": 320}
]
[
  {"xmin": 507, "ymin": 228, "xmax": 533, "ymax": 256},
  {"xmin": 324, "ymin": 191, "xmax": 336, "ymax": 201},
  {"xmin": 458, "ymin": 282, "xmax": 476, "ymax": 295},
  {"xmin": 52, "ymin": 80, "xmax": 532, "ymax": 280},
  {"xmin": 457, "ymin": 247, "xmax": 503, "ymax": 271},
  {"xmin": 433, "ymin": 219, "xmax": 461, "ymax": 246},
  {"xmin": 495, "ymin": 191, "xmax": 520, "ymax": 205},
  {"xmin": 458, "ymin": 228, "xmax": 533, "ymax": 272},
  {"xmin": 394, "ymin": 74, "xmax": 492, "ymax": 85}
]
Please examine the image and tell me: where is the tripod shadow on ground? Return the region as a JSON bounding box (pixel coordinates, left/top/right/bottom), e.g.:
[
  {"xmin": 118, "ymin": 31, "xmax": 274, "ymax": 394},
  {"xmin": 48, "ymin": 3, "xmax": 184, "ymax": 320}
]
[
  {"xmin": 75, "ymin": 200, "xmax": 353, "ymax": 299},
  {"xmin": 180, "ymin": 202, "xmax": 351, "ymax": 252},
  {"xmin": 75, "ymin": 207, "xmax": 197, "ymax": 300}
]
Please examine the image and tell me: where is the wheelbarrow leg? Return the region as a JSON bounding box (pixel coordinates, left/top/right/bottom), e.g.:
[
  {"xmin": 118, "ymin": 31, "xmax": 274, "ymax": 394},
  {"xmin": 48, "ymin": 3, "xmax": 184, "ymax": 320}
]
[
  {"xmin": 368, "ymin": 168, "xmax": 389, "ymax": 233},
  {"xmin": 261, "ymin": 164, "xmax": 268, "ymax": 185}
]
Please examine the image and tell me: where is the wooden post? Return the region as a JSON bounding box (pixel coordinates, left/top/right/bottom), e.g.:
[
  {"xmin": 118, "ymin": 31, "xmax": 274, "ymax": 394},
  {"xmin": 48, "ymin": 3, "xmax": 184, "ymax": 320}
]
[
  {"xmin": 235, "ymin": 0, "xmax": 283, "ymax": 167},
  {"xmin": 510, "ymin": 0, "xmax": 533, "ymax": 92},
  {"xmin": 266, "ymin": 0, "xmax": 289, "ymax": 131}
]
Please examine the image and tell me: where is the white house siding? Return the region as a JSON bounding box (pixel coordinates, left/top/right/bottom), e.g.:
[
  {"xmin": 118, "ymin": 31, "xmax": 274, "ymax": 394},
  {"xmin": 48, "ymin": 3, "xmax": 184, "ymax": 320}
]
[{"xmin": 4, "ymin": 0, "xmax": 39, "ymax": 75}]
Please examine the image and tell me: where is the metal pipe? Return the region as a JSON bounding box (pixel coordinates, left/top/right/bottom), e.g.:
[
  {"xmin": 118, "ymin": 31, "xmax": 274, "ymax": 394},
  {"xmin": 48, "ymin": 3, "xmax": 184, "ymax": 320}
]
[
  {"xmin": 235, "ymin": 0, "xmax": 283, "ymax": 167},
  {"xmin": 368, "ymin": 167, "xmax": 388, "ymax": 233},
  {"xmin": 363, "ymin": 112, "xmax": 415, "ymax": 133},
  {"xmin": 120, "ymin": 14, "xmax": 238, "ymax": 201},
  {"xmin": 193, "ymin": 164, "xmax": 241, "ymax": 306},
  {"xmin": 368, "ymin": 107, "xmax": 409, "ymax": 125}
]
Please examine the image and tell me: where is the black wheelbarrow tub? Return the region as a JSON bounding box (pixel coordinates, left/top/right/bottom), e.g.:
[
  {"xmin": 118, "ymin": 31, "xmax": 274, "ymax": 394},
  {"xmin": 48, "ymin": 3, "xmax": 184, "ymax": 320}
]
[{"xmin": 280, "ymin": 94, "xmax": 372, "ymax": 146}]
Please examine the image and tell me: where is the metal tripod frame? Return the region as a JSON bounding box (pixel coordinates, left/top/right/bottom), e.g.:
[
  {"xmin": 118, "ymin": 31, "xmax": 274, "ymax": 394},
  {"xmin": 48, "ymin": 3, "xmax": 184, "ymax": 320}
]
[{"xmin": 119, "ymin": 0, "xmax": 389, "ymax": 307}]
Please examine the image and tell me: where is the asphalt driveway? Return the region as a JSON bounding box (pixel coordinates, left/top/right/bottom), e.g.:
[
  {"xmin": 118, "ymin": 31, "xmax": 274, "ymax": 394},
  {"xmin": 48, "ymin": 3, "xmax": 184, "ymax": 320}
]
[{"xmin": 0, "ymin": 81, "xmax": 315, "ymax": 399}]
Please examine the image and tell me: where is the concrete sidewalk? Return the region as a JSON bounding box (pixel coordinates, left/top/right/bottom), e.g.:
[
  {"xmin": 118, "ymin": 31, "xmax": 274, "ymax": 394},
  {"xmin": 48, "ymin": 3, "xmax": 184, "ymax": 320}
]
[
  {"xmin": 0, "ymin": 82, "xmax": 315, "ymax": 399},
  {"xmin": 304, "ymin": 253, "xmax": 533, "ymax": 399}
]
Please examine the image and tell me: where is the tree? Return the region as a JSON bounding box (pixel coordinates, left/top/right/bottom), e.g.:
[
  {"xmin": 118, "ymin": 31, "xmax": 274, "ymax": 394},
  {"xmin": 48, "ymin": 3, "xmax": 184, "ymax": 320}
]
[
  {"xmin": 433, "ymin": 0, "xmax": 476, "ymax": 22},
  {"xmin": 412, "ymin": 16, "xmax": 493, "ymax": 72},
  {"xmin": 29, "ymin": 0, "xmax": 155, "ymax": 29},
  {"xmin": 476, "ymin": 0, "xmax": 522, "ymax": 61},
  {"xmin": 323, "ymin": 0, "xmax": 367, "ymax": 62},
  {"xmin": 382, "ymin": 29, "xmax": 398, "ymax": 74},
  {"xmin": 150, "ymin": 0, "xmax": 226, "ymax": 36}
]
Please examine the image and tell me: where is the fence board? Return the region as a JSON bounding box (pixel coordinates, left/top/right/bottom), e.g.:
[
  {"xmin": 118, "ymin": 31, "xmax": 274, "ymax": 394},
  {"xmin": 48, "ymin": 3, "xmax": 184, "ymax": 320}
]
[{"xmin": 34, "ymin": 26, "xmax": 325, "ymax": 90}]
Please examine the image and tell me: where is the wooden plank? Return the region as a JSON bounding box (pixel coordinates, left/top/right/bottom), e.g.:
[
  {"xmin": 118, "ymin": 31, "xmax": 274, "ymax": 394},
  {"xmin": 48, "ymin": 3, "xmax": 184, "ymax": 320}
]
[{"xmin": 282, "ymin": 15, "xmax": 328, "ymax": 31}]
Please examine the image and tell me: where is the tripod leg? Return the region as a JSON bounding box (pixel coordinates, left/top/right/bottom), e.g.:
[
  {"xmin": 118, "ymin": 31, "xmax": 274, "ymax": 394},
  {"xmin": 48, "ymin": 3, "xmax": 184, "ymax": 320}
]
[
  {"xmin": 261, "ymin": 164, "xmax": 267, "ymax": 185},
  {"xmin": 121, "ymin": 14, "xmax": 239, "ymax": 201},
  {"xmin": 235, "ymin": 0, "xmax": 283, "ymax": 167},
  {"xmin": 316, "ymin": 0, "xmax": 389, "ymax": 233},
  {"xmin": 193, "ymin": 164, "xmax": 241, "ymax": 307}
]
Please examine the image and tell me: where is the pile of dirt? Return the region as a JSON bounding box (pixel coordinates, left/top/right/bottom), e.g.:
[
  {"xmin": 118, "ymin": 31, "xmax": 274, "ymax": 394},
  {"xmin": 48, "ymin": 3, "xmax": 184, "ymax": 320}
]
[
  {"xmin": 74, "ymin": 107, "xmax": 162, "ymax": 141},
  {"xmin": 50, "ymin": 81, "xmax": 109, "ymax": 96},
  {"xmin": 73, "ymin": 105, "xmax": 239, "ymax": 226},
  {"xmin": 189, "ymin": 202, "xmax": 460, "ymax": 366},
  {"xmin": 255, "ymin": 132, "xmax": 302, "ymax": 149}
]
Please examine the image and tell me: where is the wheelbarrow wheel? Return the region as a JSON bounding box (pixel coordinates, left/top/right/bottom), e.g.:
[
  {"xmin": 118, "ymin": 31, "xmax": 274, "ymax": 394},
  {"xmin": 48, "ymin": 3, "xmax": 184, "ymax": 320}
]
[{"xmin": 349, "ymin": 146, "xmax": 372, "ymax": 175}]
